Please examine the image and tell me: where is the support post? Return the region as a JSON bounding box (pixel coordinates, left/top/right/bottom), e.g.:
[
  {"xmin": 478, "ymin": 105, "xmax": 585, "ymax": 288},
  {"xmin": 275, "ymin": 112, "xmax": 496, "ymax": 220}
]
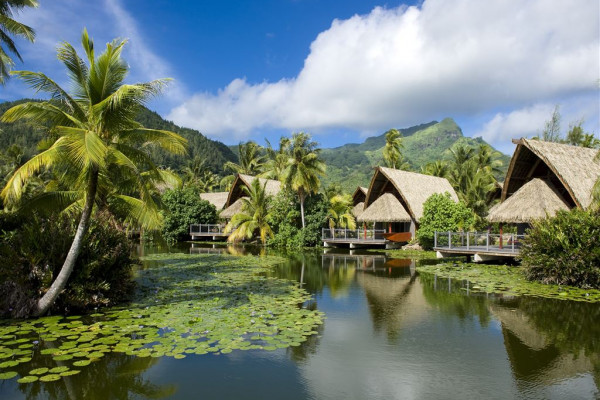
[
  {"xmin": 467, "ymin": 232, "xmax": 470, "ymax": 250},
  {"xmin": 434, "ymin": 231, "xmax": 437, "ymax": 248},
  {"xmin": 364, "ymin": 223, "xmax": 367, "ymax": 240},
  {"xmin": 499, "ymin": 223, "xmax": 503, "ymax": 249},
  {"xmin": 448, "ymin": 231, "xmax": 451, "ymax": 249},
  {"xmin": 486, "ymin": 232, "xmax": 489, "ymax": 251}
]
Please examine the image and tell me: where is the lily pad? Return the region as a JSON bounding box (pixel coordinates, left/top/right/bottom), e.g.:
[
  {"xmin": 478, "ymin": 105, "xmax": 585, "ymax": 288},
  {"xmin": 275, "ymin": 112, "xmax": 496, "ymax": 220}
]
[
  {"xmin": 30, "ymin": 367, "xmax": 49, "ymax": 375},
  {"xmin": 17, "ymin": 375, "xmax": 39, "ymax": 383},
  {"xmin": 39, "ymin": 374, "xmax": 61, "ymax": 382},
  {"xmin": 0, "ymin": 371, "xmax": 17, "ymax": 380}
]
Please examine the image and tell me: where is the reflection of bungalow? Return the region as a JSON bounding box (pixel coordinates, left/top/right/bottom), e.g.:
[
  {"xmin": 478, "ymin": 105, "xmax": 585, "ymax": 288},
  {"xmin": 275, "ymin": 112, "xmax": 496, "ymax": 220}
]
[
  {"xmin": 487, "ymin": 139, "xmax": 600, "ymax": 233},
  {"xmin": 351, "ymin": 186, "xmax": 368, "ymax": 218},
  {"xmin": 220, "ymin": 174, "xmax": 282, "ymax": 220},
  {"xmin": 359, "ymin": 167, "xmax": 458, "ymax": 241}
]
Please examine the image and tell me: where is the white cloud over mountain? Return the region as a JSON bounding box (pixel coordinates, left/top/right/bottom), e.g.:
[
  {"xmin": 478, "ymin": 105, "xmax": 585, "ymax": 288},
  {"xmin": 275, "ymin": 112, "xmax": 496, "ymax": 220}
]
[{"xmin": 168, "ymin": 0, "xmax": 599, "ymax": 144}]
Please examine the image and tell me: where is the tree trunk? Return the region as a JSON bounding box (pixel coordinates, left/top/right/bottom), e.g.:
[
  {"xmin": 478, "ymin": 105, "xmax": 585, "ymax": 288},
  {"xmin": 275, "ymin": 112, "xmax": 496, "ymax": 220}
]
[
  {"xmin": 299, "ymin": 191, "xmax": 306, "ymax": 229},
  {"xmin": 34, "ymin": 169, "xmax": 99, "ymax": 316}
]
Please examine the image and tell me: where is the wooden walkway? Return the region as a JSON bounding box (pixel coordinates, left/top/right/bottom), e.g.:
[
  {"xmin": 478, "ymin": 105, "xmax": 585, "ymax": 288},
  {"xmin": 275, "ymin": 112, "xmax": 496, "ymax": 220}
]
[
  {"xmin": 189, "ymin": 224, "xmax": 228, "ymax": 240},
  {"xmin": 433, "ymin": 231, "xmax": 524, "ymax": 261}
]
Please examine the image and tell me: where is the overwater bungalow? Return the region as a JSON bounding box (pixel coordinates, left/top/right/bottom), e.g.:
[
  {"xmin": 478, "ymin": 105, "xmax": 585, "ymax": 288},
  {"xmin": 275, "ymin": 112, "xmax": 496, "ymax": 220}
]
[
  {"xmin": 351, "ymin": 186, "xmax": 368, "ymax": 218},
  {"xmin": 487, "ymin": 138, "xmax": 600, "ymax": 233},
  {"xmin": 360, "ymin": 167, "xmax": 458, "ymax": 238},
  {"xmin": 190, "ymin": 174, "xmax": 281, "ymax": 240},
  {"xmin": 435, "ymin": 138, "xmax": 600, "ymax": 260},
  {"xmin": 323, "ymin": 167, "xmax": 458, "ymax": 248}
]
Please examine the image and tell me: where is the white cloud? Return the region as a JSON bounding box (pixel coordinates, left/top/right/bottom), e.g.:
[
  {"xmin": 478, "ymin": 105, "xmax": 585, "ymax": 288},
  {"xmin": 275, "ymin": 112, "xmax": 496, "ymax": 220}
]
[
  {"xmin": 476, "ymin": 104, "xmax": 556, "ymax": 145},
  {"xmin": 1, "ymin": 0, "xmax": 181, "ymax": 104},
  {"xmin": 168, "ymin": 0, "xmax": 599, "ymax": 141}
]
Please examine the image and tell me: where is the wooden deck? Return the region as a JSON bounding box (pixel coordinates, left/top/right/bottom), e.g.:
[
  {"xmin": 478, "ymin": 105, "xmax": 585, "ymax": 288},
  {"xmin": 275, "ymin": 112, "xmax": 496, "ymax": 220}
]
[
  {"xmin": 189, "ymin": 224, "xmax": 228, "ymax": 240},
  {"xmin": 433, "ymin": 231, "xmax": 524, "ymax": 261},
  {"xmin": 322, "ymin": 229, "xmax": 411, "ymax": 249}
]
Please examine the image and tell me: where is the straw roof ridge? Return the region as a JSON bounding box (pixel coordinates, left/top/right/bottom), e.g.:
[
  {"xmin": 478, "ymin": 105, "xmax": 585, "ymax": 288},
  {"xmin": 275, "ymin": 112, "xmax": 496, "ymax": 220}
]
[
  {"xmin": 487, "ymin": 178, "xmax": 570, "ymax": 223},
  {"xmin": 220, "ymin": 197, "xmax": 246, "ymax": 219},
  {"xmin": 506, "ymin": 139, "xmax": 600, "ymax": 209},
  {"xmin": 237, "ymin": 174, "xmax": 282, "ymax": 196},
  {"xmin": 199, "ymin": 192, "xmax": 229, "ymax": 210},
  {"xmin": 372, "ymin": 167, "xmax": 458, "ymax": 222},
  {"xmin": 352, "ymin": 202, "xmax": 365, "ymax": 217},
  {"xmin": 358, "ymin": 193, "xmax": 411, "ymax": 223}
]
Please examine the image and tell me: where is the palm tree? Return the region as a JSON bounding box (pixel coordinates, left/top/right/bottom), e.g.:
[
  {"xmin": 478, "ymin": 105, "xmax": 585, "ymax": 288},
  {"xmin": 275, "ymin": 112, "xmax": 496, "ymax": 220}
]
[
  {"xmin": 383, "ymin": 128, "xmax": 407, "ymax": 169},
  {"xmin": 0, "ymin": 30, "xmax": 187, "ymax": 316},
  {"xmin": 0, "ymin": 0, "xmax": 37, "ymax": 83},
  {"xmin": 327, "ymin": 194, "xmax": 356, "ymax": 231},
  {"xmin": 421, "ymin": 160, "xmax": 449, "ymax": 178},
  {"xmin": 283, "ymin": 132, "xmax": 326, "ymax": 228},
  {"xmin": 224, "ymin": 178, "xmax": 273, "ymax": 245},
  {"xmin": 261, "ymin": 137, "xmax": 290, "ymax": 180},
  {"xmin": 224, "ymin": 141, "xmax": 265, "ymax": 176}
]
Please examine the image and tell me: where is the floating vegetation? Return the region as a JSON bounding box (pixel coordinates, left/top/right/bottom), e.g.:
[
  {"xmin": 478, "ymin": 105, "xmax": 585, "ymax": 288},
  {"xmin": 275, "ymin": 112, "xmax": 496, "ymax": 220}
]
[
  {"xmin": 417, "ymin": 262, "xmax": 600, "ymax": 302},
  {"xmin": 0, "ymin": 253, "xmax": 324, "ymax": 384}
]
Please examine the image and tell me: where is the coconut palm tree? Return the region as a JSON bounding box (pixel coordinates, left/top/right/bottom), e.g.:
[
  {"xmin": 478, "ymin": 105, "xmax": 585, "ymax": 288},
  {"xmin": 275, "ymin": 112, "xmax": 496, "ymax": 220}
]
[
  {"xmin": 0, "ymin": 0, "xmax": 37, "ymax": 83},
  {"xmin": 327, "ymin": 194, "xmax": 356, "ymax": 231},
  {"xmin": 421, "ymin": 160, "xmax": 449, "ymax": 178},
  {"xmin": 282, "ymin": 132, "xmax": 326, "ymax": 228},
  {"xmin": 224, "ymin": 141, "xmax": 265, "ymax": 176},
  {"xmin": 261, "ymin": 137, "xmax": 290, "ymax": 180},
  {"xmin": 224, "ymin": 178, "xmax": 273, "ymax": 245},
  {"xmin": 383, "ymin": 128, "xmax": 408, "ymax": 169},
  {"xmin": 0, "ymin": 30, "xmax": 187, "ymax": 316}
]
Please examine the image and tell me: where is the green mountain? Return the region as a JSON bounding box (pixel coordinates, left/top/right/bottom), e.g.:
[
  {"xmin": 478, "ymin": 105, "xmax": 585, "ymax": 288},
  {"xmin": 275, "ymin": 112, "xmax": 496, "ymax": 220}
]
[
  {"xmin": 0, "ymin": 100, "xmax": 238, "ymax": 175},
  {"xmin": 321, "ymin": 118, "xmax": 510, "ymax": 192}
]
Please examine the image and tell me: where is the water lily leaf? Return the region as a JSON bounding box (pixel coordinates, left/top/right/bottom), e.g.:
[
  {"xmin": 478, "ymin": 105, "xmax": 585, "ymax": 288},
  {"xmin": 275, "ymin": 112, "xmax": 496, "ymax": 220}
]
[
  {"xmin": 17, "ymin": 375, "xmax": 39, "ymax": 383},
  {"xmin": 0, "ymin": 371, "xmax": 17, "ymax": 380},
  {"xmin": 30, "ymin": 367, "xmax": 49, "ymax": 375},
  {"xmin": 49, "ymin": 366, "xmax": 69, "ymax": 373},
  {"xmin": 39, "ymin": 374, "xmax": 61, "ymax": 382}
]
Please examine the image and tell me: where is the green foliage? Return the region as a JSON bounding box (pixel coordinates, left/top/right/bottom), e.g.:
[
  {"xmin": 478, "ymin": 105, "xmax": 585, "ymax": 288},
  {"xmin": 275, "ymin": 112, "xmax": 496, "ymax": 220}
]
[
  {"xmin": 416, "ymin": 193, "xmax": 475, "ymax": 250},
  {"xmin": 0, "ymin": 1, "xmax": 38, "ymax": 84},
  {"xmin": 161, "ymin": 187, "xmax": 217, "ymax": 243},
  {"xmin": 0, "ymin": 211, "xmax": 136, "ymax": 317},
  {"xmin": 520, "ymin": 209, "xmax": 600, "ymax": 289},
  {"xmin": 268, "ymin": 190, "xmax": 328, "ymax": 248},
  {"xmin": 225, "ymin": 178, "xmax": 273, "ymax": 245},
  {"xmin": 326, "ymin": 194, "xmax": 356, "ymax": 229}
]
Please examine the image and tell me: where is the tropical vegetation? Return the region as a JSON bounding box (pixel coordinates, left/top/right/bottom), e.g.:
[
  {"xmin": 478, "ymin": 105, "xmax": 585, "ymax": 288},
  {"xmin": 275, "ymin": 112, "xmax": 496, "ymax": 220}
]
[
  {"xmin": 0, "ymin": 0, "xmax": 38, "ymax": 83},
  {"xmin": 161, "ymin": 187, "xmax": 217, "ymax": 243},
  {"xmin": 225, "ymin": 178, "xmax": 273, "ymax": 245},
  {"xmin": 0, "ymin": 30, "xmax": 186, "ymax": 316}
]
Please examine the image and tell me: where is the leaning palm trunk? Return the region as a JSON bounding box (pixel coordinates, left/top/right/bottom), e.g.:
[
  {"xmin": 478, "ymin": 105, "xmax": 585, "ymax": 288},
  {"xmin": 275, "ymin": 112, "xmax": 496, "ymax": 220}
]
[
  {"xmin": 34, "ymin": 170, "xmax": 98, "ymax": 316},
  {"xmin": 299, "ymin": 190, "xmax": 306, "ymax": 229}
]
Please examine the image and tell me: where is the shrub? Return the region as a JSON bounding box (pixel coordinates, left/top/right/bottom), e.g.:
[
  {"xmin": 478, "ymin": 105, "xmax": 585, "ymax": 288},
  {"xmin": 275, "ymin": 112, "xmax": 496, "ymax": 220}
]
[
  {"xmin": 268, "ymin": 190, "xmax": 328, "ymax": 248},
  {"xmin": 161, "ymin": 187, "xmax": 217, "ymax": 243},
  {"xmin": 417, "ymin": 193, "xmax": 475, "ymax": 250},
  {"xmin": 520, "ymin": 209, "xmax": 600, "ymax": 289},
  {"xmin": 0, "ymin": 211, "xmax": 136, "ymax": 317}
]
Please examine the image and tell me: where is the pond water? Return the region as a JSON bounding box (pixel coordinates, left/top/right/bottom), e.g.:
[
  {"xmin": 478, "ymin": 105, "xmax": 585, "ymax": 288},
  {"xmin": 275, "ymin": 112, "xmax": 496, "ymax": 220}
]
[{"xmin": 1, "ymin": 243, "xmax": 599, "ymax": 399}]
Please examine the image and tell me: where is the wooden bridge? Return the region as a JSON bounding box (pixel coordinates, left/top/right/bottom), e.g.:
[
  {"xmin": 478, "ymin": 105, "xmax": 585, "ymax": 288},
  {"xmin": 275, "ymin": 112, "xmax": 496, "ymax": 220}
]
[
  {"xmin": 321, "ymin": 228, "xmax": 412, "ymax": 249},
  {"xmin": 190, "ymin": 224, "xmax": 228, "ymax": 241},
  {"xmin": 433, "ymin": 231, "xmax": 525, "ymax": 262}
]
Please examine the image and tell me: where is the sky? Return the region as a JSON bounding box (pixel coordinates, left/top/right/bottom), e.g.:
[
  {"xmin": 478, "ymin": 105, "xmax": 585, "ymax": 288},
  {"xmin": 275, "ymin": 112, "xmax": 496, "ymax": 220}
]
[{"xmin": 1, "ymin": 0, "xmax": 598, "ymax": 154}]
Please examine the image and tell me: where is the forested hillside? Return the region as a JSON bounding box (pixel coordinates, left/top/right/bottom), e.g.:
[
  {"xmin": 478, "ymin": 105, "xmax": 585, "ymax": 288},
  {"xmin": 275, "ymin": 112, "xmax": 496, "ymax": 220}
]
[{"xmin": 321, "ymin": 118, "xmax": 510, "ymax": 192}]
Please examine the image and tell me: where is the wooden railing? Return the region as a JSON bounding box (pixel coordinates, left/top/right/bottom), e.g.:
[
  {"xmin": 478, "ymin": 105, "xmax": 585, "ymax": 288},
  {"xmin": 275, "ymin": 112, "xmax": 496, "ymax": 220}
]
[
  {"xmin": 434, "ymin": 231, "xmax": 525, "ymax": 253},
  {"xmin": 322, "ymin": 228, "xmax": 387, "ymax": 242},
  {"xmin": 190, "ymin": 224, "xmax": 227, "ymax": 236}
]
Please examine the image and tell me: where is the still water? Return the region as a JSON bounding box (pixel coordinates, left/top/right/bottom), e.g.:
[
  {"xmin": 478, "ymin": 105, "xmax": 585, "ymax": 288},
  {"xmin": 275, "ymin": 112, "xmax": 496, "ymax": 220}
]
[{"xmin": 1, "ymin": 243, "xmax": 598, "ymax": 399}]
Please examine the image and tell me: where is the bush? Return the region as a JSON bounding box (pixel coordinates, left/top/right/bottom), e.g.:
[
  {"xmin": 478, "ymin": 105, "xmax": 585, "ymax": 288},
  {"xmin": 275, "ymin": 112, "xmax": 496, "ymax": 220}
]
[
  {"xmin": 0, "ymin": 211, "xmax": 136, "ymax": 317},
  {"xmin": 520, "ymin": 209, "xmax": 600, "ymax": 289},
  {"xmin": 417, "ymin": 193, "xmax": 475, "ymax": 250},
  {"xmin": 268, "ymin": 190, "xmax": 328, "ymax": 248},
  {"xmin": 161, "ymin": 187, "xmax": 217, "ymax": 243}
]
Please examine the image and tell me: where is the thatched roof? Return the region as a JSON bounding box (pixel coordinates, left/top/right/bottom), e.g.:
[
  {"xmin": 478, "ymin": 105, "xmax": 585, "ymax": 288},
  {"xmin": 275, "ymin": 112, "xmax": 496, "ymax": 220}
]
[
  {"xmin": 352, "ymin": 186, "xmax": 368, "ymax": 206},
  {"xmin": 219, "ymin": 197, "xmax": 246, "ymax": 219},
  {"xmin": 225, "ymin": 174, "xmax": 281, "ymax": 208},
  {"xmin": 487, "ymin": 178, "xmax": 570, "ymax": 223},
  {"xmin": 199, "ymin": 192, "xmax": 228, "ymax": 210},
  {"xmin": 364, "ymin": 167, "xmax": 458, "ymax": 222},
  {"xmin": 352, "ymin": 202, "xmax": 365, "ymax": 217},
  {"xmin": 357, "ymin": 193, "xmax": 411, "ymax": 223},
  {"xmin": 503, "ymin": 139, "xmax": 600, "ymax": 209}
]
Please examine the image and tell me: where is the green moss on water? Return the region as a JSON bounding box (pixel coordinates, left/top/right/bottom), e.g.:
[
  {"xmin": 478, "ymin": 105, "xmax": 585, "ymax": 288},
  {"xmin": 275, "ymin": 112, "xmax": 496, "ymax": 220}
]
[
  {"xmin": 0, "ymin": 253, "xmax": 324, "ymax": 384},
  {"xmin": 417, "ymin": 262, "xmax": 600, "ymax": 302}
]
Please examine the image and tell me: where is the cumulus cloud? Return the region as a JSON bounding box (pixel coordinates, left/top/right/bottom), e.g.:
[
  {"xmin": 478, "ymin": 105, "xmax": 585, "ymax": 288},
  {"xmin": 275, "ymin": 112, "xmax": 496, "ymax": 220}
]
[{"xmin": 168, "ymin": 0, "xmax": 599, "ymax": 141}]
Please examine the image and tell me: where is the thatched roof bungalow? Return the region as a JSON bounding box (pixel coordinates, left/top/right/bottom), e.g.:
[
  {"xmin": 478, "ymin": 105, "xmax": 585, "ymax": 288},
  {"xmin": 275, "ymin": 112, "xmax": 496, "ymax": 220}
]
[
  {"xmin": 488, "ymin": 138, "xmax": 600, "ymax": 228},
  {"xmin": 360, "ymin": 167, "xmax": 458, "ymax": 239},
  {"xmin": 199, "ymin": 192, "xmax": 228, "ymax": 211},
  {"xmin": 351, "ymin": 186, "xmax": 368, "ymax": 217},
  {"xmin": 220, "ymin": 174, "xmax": 282, "ymax": 219}
]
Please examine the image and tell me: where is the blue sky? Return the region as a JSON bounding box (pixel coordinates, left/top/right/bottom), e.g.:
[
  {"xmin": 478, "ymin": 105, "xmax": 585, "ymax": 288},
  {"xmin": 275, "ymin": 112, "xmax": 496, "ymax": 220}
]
[{"xmin": 1, "ymin": 0, "xmax": 599, "ymax": 154}]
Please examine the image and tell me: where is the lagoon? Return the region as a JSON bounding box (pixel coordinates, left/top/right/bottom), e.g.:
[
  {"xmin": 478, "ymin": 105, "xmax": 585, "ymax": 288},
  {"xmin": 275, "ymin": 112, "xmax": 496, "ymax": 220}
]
[{"xmin": 0, "ymin": 244, "xmax": 598, "ymax": 399}]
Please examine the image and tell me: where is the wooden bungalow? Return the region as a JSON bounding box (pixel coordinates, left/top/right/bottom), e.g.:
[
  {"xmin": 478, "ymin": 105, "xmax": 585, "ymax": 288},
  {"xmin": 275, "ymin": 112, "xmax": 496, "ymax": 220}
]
[
  {"xmin": 359, "ymin": 167, "xmax": 458, "ymax": 242},
  {"xmin": 351, "ymin": 186, "xmax": 368, "ymax": 218},
  {"xmin": 487, "ymin": 138, "xmax": 600, "ymax": 231},
  {"xmin": 220, "ymin": 174, "xmax": 282, "ymax": 219}
]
